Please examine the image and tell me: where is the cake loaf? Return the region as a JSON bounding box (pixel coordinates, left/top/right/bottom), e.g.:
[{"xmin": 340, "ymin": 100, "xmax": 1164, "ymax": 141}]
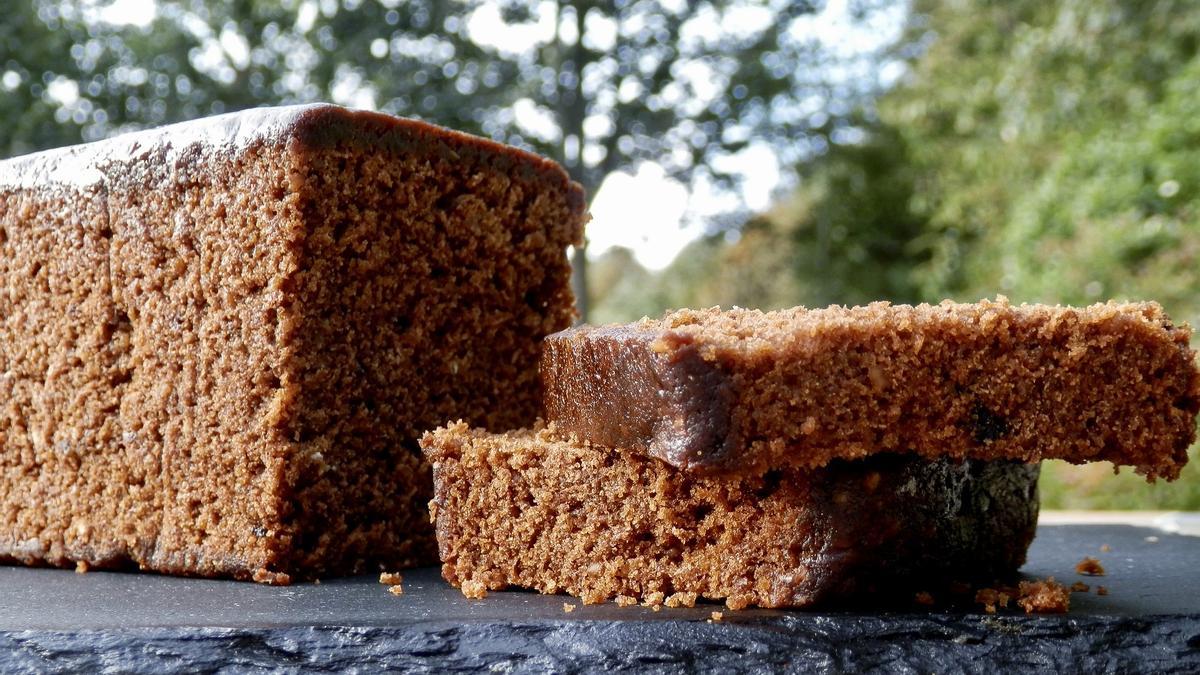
[
  {"xmin": 421, "ymin": 422, "xmax": 1040, "ymax": 609},
  {"xmin": 0, "ymin": 104, "xmax": 585, "ymax": 582},
  {"xmin": 542, "ymin": 301, "xmax": 1200, "ymax": 478}
]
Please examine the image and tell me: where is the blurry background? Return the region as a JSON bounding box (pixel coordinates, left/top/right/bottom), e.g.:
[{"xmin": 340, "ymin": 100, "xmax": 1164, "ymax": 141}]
[{"xmin": 2, "ymin": 0, "xmax": 1198, "ymax": 509}]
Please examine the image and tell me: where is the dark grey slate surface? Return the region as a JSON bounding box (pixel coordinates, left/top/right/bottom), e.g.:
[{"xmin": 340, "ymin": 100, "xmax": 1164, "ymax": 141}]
[{"xmin": 1, "ymin": 524, "xmax": 1197, "ymax": 673}]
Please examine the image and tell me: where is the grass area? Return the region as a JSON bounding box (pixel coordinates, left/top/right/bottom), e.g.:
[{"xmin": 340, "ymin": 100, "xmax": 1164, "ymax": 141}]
[{"xmin": 1038, "ymin": 447, "xmax": 1200, "ymax": 510}]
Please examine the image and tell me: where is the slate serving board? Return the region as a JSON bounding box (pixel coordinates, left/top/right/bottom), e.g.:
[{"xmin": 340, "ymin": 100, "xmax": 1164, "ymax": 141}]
[{"xmin": 1, "ymin": 524, "xmax": 1197, "ymax": 673}]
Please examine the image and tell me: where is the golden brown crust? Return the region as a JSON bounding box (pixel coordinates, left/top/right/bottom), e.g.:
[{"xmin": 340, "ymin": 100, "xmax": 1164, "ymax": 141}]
[
  {"xmin": 543, "ymin": 299, "xmax": 1200, "ymax": 479},
  {"xmin": 421, "ymin": 422, "xmax": 1040, "ymax": 609},
  {"xmin": 0, "ymin": 105, "xmax": 584, "ymax": 581}
]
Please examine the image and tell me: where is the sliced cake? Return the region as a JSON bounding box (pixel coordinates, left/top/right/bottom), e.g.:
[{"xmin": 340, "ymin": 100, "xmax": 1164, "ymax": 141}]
[
  {"xmin": 0, "ymin": 104, "xmax": 585, "ymax": 582},
  {"xmin": 421, "ymin": 422, "xmax": 1040, "ymax": 609},
  {"xmin": 542, "ymin": 300, "xmax": 1200, "ymax": 478}
]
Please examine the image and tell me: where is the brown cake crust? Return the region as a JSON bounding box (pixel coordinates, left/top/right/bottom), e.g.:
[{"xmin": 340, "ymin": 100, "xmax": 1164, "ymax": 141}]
[
  {"xmin": 542, "ymin": 300, "xmax": 1200, "ymax": 479},
  {"xmin": 421, "ymin": 422, "xmax": 1040, "ymax": 609},
  {"xmin": 0, "ymin": 105, "xmax": 585, "ymax": 581}
]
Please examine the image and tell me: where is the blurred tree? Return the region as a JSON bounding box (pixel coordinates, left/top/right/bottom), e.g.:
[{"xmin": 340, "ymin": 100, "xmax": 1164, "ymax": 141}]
[
  {"xmin": 0, "ymin": 0, "xmax": 902, "ymax": 319},
  {"xmin": 592, "ymin": 117, "xmax": 927, "ymax": 322},
  {"xmin": 0, "ymin": 2, "xmax": 94, "ymax": 156},
  {"xmin": 882, "ymin": 0, "xmax": 1200, "ymax": 325}
]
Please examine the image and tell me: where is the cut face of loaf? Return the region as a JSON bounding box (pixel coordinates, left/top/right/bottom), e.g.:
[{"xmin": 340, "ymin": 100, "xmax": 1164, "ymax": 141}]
[
  {"xmin": 0, "ymin": 104, "xmax": 585, "ymax": 582},
  {"xmin": 541, "ymin": 301, "xmax": 1200, "ymax": 479},
  {"xmin": 420, "ymin": 422, "xmax": 1040, "ymax": 609}
]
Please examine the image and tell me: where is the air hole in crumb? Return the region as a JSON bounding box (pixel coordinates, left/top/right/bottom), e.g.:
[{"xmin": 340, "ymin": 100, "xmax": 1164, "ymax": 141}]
[
  {"xmin": 261, "ymin": 370, "xmax": 281, "ymax": 391},
  {"xmin": 756, "ymin": 470, "xmax": 784, "ymax": 499},
  {"xmin": 969, "ymin": 404, "xmax": 1008, "ymax": 443},
  {"xmin": 112, "ymin": 308, "xmax": 132, "ymax": 334},
  {"xmin": 692, "ymin": 504, "xmax": 713, "ymax": 523},
  {"xmin": 0, "ymin": 228, "xmax": 7, "ymax": 245}
]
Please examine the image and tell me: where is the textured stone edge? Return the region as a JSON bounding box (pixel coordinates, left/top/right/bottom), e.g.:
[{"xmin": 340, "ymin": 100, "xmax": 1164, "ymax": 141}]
[{"xmin": 3, "ymin": 615, "xmax": 1199, "ymax": 674}]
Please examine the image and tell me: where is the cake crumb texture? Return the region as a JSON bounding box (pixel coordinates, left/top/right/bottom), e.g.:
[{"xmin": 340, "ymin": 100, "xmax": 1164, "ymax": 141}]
[
  {"xmin": 1075, "ymin": 557, "xmax": 1106, "ymax": 576},
  {"xmin": 542, "ymin": 300, "xmax": 1200, "ymax": 479},
  {"xmin": 421, "ymin": 422, "xmax": 1039, "ymax": 609},
  {"xmin": 0, "ymin": 104, "xmax": 585, "ymax": 581},
  {"xmin": 1017, "ymin": 578, "xmax": 1070, "ymax": 614}
]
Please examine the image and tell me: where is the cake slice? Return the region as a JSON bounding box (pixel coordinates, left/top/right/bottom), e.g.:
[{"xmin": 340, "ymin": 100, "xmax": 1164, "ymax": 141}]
[
  {"xmin": 541, "ymin": 300, "xmax": 1200, "ymax": 478},
  {"xmin": 0, "ymin": 104, "xmax": 585, "ymax": 582},
  {"xmin": 421, "ymin": 422, "xmax": 1040, "ymax": 609}
]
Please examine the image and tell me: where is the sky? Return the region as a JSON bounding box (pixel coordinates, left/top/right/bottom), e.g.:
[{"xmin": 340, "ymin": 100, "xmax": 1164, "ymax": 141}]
[{"xmin": 91, "ymin": 0, "xmax": 905, "ymax": 271}]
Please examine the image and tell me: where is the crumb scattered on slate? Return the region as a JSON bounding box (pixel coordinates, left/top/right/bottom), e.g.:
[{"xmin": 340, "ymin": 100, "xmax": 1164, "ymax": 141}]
[
  {"xmin": 1075, "ymin": 557, "xmax": 1106, "ymax": 576},
  {"xmin": 563, "ymin": 603, "xmax": 576, "ymax": 613},
  {"xmin": 379, "ymin": 571, "xmax": 404, "ymax": 585},
  {"xmin": 1070, "ymin": 581, "xmax": 1090, "ymax": 593},
  {"xmin": 1097, "ymin": 586, "xmax": 1109, "ymax": 596},
  {"xmin": 665, "ymin": 592, "xmax": 698, "ymax": 608},
  {"xmin": 1017, "ymin": 578, "xmax": 1070, "ymax": 614},
  {"xmin": 388, "ymin": 584, "xmax": 404, "ymax": 596},
  {"xmin": 642, "ymin": 591, "xmax": 665, "ymax": 607},
  {"xmin": 75, "ymin": 561, "xmax": 90, "ymax": 574},
  {"xmin": 616, "ymin": 595, "xmax": 637, "ymax": 607},
  {"xmin": 710, "ymin": 611, "xmax": 724, "ymax": 622},
  {"xmin": 974, "ymin": 587, "xmax": 1012, "ymax": 614},
  {"xmin": 914, "ymin": 591, "xmax": 935, "ymax": 606},
  {"xmin": 1100, "ymin": 544, "xmax": 1112, "ymax": 553},
  {"xmin": 461, "ymin": 580, "xmax": 488, "ymax": 599}
]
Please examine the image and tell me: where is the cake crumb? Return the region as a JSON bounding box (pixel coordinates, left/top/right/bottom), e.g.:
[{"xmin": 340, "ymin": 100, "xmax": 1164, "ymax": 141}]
[
  {"xmin": 1017, "ymin": 578, "xmax": 1070, "ymax": 614},
  {"xmin": 615, "ymin": 595, "xmax": 637, "ymax": 607},
  {"xmin": 75, "ymin": 560, "xmax": 90, "ymax": 574},
  {"xmin": 563, "ymin": 603, "xmax": 576, "ymax": 613},
  {"xmin": 379, "ymin": 571, "xmax": 404, "ymax": 585},
  {"xmin": 974, "ymin": 587, "xmax": 1012, "ymax": 614},
  {"xmin": 1070, "ymin": 581, "xmax": 1090, "ymax": 593},
  {"xmin": 388, "ymin": 584, "xmax": 404, "ymax": 596},
  {"xmin": 313, "ymin": 579, "xmax": 321, "ymax": 585},
  {"xmin": 710, "ymin": 611, "xmax": 724, "ymax": 622},
  {"xmin": 1075, "ymin": 557, "xmax": 1105, "ymax": 576},
  {"xmin": 914, "ymin": 591, "xmax": 935, "ymax": 606},
  {"xmin": 1099, "ymin": 544, "xmax": 1111, "ymax": 553},
  {"xmin": 651, "ymin": 605, "xmax": 661, "ymax": 612},
  {"xmin": 1097, "ymin": 586, "xmax": 1109, "ymax": 596},
  {"xmin": 461, "ymin": 580, "xmax": 488, "ymax": 599},
  {"xmin": 251, "ymin": 568, "xmax": 292, "ymax": 585},
  {"xmin": 664, "ymin": 592, "xmax": 698, "ymax": 608},
  {"xmin": 642, "ymin": 591, "xmax": 665, "ymax": 607},
  {"xmin": 725, "ymin": 594, "xmax": 752, "ymax": 611}
]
